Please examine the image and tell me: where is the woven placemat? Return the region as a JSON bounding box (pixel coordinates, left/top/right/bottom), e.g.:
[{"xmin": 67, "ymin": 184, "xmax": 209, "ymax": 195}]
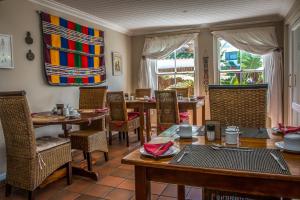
[{"xmin": 170, "ymin": 145, "xmax": 290, "ymax": 175}]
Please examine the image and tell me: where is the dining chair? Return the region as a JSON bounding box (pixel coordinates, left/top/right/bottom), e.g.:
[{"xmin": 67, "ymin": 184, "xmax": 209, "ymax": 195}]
[
  {"xmin": 209, "ymin": 84, "xmax": 268, "ymax": 127},
  {"xmin": 155, "ymin": 90, "xmax": 189, "ymax": 134},
  {"xmin": 207, "ymin": 84, "xmax": 271, "ymax": 199},
  {"xmin": 0, "ymin": 91, "xmax": 72, "ymax": 200},
  {"xmin": 135, "ymin": 88, "xmax": 151, "ymax": 98},
  {"xmin": 69, "ymin": 86, "xmax": 109, "ymax": 171},
  {"xmin": 106, "ymin": 91, "xmax": 141, "ymax": 147},
  {"xmin": 135, "ymin": 88, "xmax": 152, "ymax": 134}
]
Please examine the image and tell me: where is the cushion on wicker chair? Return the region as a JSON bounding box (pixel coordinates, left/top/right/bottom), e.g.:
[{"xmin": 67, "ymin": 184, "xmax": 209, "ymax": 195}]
[
  {"xmin": 128, "ymin": 112, "xmax": 140, "ymax": 120},
  {"xmin": 36, "ymin": 136, "xmax": 70, "ymax": 152}
]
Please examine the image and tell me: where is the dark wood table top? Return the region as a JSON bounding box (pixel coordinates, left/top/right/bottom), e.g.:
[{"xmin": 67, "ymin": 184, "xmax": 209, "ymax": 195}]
[
  {"xmin": 32, "ymin": 110, "xmax": 107, "ymax": 126},
  {"xmin": 122, "ymin": 129, "xmax": 300, "ymax": 182}
]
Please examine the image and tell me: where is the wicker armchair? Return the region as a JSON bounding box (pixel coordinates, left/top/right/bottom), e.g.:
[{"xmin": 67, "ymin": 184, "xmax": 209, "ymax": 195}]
[
  {"xmin": 135, "ymin": 88, "xmax": 151, "ymax": 98},
  {"xmin": 0, "ymin": 91, "xmax": 72, "ymax": 200},
  {"xmin": 70, "ymin": 86, "xmax": 109, "ymax": 171},
  {"xmin": 209, "ymin": 84, "xmax": 268, "ymax": 128},
  {"xmin": 106, "ymin": 91, "xmax": 141, "ymax": 147}
]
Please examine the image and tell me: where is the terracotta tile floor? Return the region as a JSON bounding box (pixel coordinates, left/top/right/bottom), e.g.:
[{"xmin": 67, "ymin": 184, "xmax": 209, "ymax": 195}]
[{"xmin": 0, "ymin": 131, "xmax": 203, "ymax": 200}]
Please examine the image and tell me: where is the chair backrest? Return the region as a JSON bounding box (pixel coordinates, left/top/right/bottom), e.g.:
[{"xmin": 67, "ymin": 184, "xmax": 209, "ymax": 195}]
[
  {"xmin": 0, "ymin": 91, "xmax": 36, "ymax": 159},
  {"xmin": 79, "ymin": 86, "xmax": 107, "ymax": 109},
  {"xmin": 171, "ymin": 87, "xmax": 190, "ymax": 97},
  {"xmin": 106, "ymin": 91, "xmax": 127, "ymax": 121},
  {"xmin": 135, "ymin": 88, "xmax": 151, "ymax": 98},
  {"xmin": 155, "ymin": 90, "xmax": 180, "ymax": 132},
  {"xmin": 208, "ymin": 84, "xmax": 268, "ymax": 128}
]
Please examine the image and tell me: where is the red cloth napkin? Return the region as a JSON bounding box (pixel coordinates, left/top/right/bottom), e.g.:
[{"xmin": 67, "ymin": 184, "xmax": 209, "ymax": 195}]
[
  {"xmin": 278, "ymin": 123, "xmax": 300, "ymax": 134},
  {"xmin": 144, "ymin": 141, "xmax": 174, "ymax": 158},
  {"xmin": 95, "ymin": 107, "xmax": 109, "ymax": 113},
  {"xmin": 179, "ymin": 112, "xmax": 189, "ymax": 122}
]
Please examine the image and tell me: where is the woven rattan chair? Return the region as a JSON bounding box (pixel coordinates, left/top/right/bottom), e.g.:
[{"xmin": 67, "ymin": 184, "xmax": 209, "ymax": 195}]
[
  {"xmin": 70, "ymin": 86, "xmax": 109, "ymax": 171},
  {"xmin": 135, "ymin": 88, "xmax": 151, "ymax": 98},
  {"xmin": 207, "ymin": 84, "xmax": 271, "ymax": 200},
  {"xmin": 209, "ymin": 84, "xmax": 268, "ymax": 128},
  {"xmin": 106, "ymin": 91, "xmax": 141, "ymax": 147},
  {"xmin": 155, "ymin": 90, "xmax": 190, "ymax": 134},
  {"xmin": 0, "ymin": 91, "xmax": 72, "ymax": 200}
]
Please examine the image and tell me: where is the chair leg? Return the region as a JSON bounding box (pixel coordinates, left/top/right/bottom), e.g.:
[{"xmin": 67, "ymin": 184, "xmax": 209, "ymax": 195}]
[
  {"xmin": 83, "ymin": 151, "xmax": 87, "ymax": 160},
  {"xmin": 104, "ymin": 152, "xmax": 109, "ymax": 161},
  {"xmin": 137, "ymin": 128, "xmax": 140, "ymax": 141},
  {"xmin": 123, "ymin": 132, "xmax": 126, "ymax": 139},
  {"xmin": 118, "ymin": 131, "xmax": 122, "ymax": 141},
  {"xmin": 5, "ymin": 184, "xmax": 12, "ymax": 197},
  {"xmin": 28, "ymin": 190, "xmax": 35, "ymax": 200},
  {"xmin": 66, "ymin": 161, "xmax": 72, "ymax": 185},
  {"xmin": 109, "ymin": 131, "xmax": 112, "ymax": 145},
  {"xmin": 86, "ymin": 152, "xmax": 93, "ymax": 171},
  {"xmin": 126, "ymin": 132, "xmax": 129, "ymax": 147}
]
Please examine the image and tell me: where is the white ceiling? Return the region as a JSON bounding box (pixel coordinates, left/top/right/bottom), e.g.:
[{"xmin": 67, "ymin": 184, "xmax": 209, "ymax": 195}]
[{"xmin": 50, "ymin": 0, "xmax": 295, "ymax": 35}]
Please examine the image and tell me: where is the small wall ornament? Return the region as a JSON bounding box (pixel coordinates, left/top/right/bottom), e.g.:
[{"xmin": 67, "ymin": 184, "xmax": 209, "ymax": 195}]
[
  {"xmin": 25, "ymin": 32, "xmax": 33, "ymax": 44},
  {"xmin": 26, "ymin": 49, "xmax": 35, "ymax": 61}
]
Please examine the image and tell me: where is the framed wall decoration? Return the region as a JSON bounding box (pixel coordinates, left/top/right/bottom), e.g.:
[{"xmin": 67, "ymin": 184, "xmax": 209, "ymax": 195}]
[
  {"xmin": 0, "ymin": 34, "xmax": 14, "ymax": 69},
  {"xmin": 40, "ymin": 12, "xmax": 106, "ymax": 86},
  {"xmin": 112, "ymin": 52, "xmax": 122, "ymax": 76}
]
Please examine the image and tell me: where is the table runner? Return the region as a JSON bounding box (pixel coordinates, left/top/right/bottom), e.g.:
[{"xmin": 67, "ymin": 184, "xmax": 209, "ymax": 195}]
[{"xmin": 170, "ymin": 145, "xmax": 290, "ymax": 175}]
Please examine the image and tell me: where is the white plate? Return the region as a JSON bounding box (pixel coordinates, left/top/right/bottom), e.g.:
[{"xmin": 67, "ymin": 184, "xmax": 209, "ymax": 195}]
[
  {"xmin": 275, "ymin": 141, "xmax": 300, "ymax": 154},
  {"xmin": 140, "ymin": 146, "xmax": 180, "ymax": 158}
]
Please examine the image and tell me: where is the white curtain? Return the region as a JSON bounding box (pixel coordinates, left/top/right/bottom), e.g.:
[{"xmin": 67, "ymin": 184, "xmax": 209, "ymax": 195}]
[
  {"xmin": 212, "ymin": 27, "xmax": 283, "ymax": 127},
  {"xmin": 138, "ymin": 33, "xmax": 198, "ymax": 89}
]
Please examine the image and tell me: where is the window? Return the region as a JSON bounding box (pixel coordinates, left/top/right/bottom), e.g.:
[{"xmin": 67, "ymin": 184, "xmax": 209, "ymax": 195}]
[
  {"xmin": 156, "ymin": 40, "xmax": 195, "ymax": 94},
  {"xmin": 218, "ymin": 39, "xmax": 264, "ymax": 85}
]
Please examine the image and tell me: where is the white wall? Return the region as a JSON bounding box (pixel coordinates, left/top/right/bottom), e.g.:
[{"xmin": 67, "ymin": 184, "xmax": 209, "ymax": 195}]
[{"xmin": 0, "ymin": 0, "xmax": 132, "ymax": 178}]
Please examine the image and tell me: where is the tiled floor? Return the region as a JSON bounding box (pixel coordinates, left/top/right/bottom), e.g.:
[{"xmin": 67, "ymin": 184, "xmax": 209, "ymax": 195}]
[{"xmin": 0, "ymin": 131, "xmax": 202, "ymax": 200}]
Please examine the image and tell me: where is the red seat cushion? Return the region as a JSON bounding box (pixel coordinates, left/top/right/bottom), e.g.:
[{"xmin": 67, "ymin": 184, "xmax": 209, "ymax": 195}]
[
  {"xmin": 128, "ymin": 112, "xmax": 140, "ymax": 121},
  {"xmin": 179, "ymin": 112, "xmax": 189, "ymax": 122}
]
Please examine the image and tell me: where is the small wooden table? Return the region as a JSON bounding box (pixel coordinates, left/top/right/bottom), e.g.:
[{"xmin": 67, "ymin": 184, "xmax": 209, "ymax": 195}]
[
  {"xmin": 126, "ymin": 99, "xmax": 205, "ymax": 143},
  {"xmin": 32, "ymin": 111, "xmax": 107, "ymax": 137},
  {"xmin": 32, "ymin": 111, "xmax": 107, "ymax": 181},
  {"xmin": 122, "ymin": 129, "xmax": 300, "ymax": 200}
]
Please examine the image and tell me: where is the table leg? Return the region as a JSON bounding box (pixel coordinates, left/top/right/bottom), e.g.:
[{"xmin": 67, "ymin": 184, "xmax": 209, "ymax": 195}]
[
  {"xmin": 59, "ymin": 124, "xmax": 72, "ymax": 138},
  {"xmin": 146, "ymin": 109, "xmax": 151, "ymax": 142},
  {"xmin": 202, "ymin": 102, "xmax": 206, "ymax": 125},
  {"xmin": 135, "ymin": 166, "xmax": 151, "ymax": 200},
  {"xmin": 177, "ymin": 185, "xmax": 185, "ymax": 200},
  {"xmin": 192, "ymin": 106, "xmax": 197, "ymax": 125},
  {"xmin": 139, "ymin": 104, "xmax": 145, "ymax": 145}
]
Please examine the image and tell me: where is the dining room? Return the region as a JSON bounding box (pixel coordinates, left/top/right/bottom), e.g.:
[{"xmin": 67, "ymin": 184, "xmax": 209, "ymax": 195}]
[{"xmin": 1, "ymin": 0, "xmax": 300, "ymax": 200}]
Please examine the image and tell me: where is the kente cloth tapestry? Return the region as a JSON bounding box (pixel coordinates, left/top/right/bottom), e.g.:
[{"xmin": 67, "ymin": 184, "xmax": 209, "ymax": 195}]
[{"xmin": 40, "ymin": 12, "xmax": 106, "ymax": 86}]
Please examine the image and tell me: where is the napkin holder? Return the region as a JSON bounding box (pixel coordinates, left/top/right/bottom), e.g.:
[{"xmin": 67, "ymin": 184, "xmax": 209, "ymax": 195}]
[{"xmin": 178, "ymin": 125, "xmax": 192, "ymax": 139}]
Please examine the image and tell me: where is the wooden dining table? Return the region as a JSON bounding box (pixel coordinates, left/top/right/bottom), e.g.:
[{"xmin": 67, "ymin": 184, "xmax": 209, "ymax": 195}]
[
  {"xmin": 32, "ymin": 110, "xmax": 108, "ymax": 181},
  {"xmin": 121, "ymin": 127, "xmax": 300, "ymax": 200},
  {"xmin": 32, "ymin": 111, "xmax": 107, "ymax": 137},
  {"xmin": 126, "ymin": 98, "xmax": 205, "ymax": 144}
]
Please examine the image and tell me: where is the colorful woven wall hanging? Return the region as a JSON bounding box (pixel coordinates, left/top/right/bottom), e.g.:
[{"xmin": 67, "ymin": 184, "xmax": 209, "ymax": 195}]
[{"xmin": 40, "ymin": 12, "xmax": 106, "ymax": 86}]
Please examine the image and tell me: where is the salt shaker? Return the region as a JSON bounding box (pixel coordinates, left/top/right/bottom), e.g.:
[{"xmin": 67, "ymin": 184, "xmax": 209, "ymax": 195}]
[{"xmin": 206, "ymin": 124, "xmax": 216, "ymax": 141}]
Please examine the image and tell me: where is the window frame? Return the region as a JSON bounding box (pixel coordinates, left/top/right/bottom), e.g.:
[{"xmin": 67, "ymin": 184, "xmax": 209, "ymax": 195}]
[
  {"xmin": 215, "ymin": 37, "xmax": 265, "ymax": 85},
  {"xmin": 155, "ymin": 40, "xmax": 197, "ymax": 94}
]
